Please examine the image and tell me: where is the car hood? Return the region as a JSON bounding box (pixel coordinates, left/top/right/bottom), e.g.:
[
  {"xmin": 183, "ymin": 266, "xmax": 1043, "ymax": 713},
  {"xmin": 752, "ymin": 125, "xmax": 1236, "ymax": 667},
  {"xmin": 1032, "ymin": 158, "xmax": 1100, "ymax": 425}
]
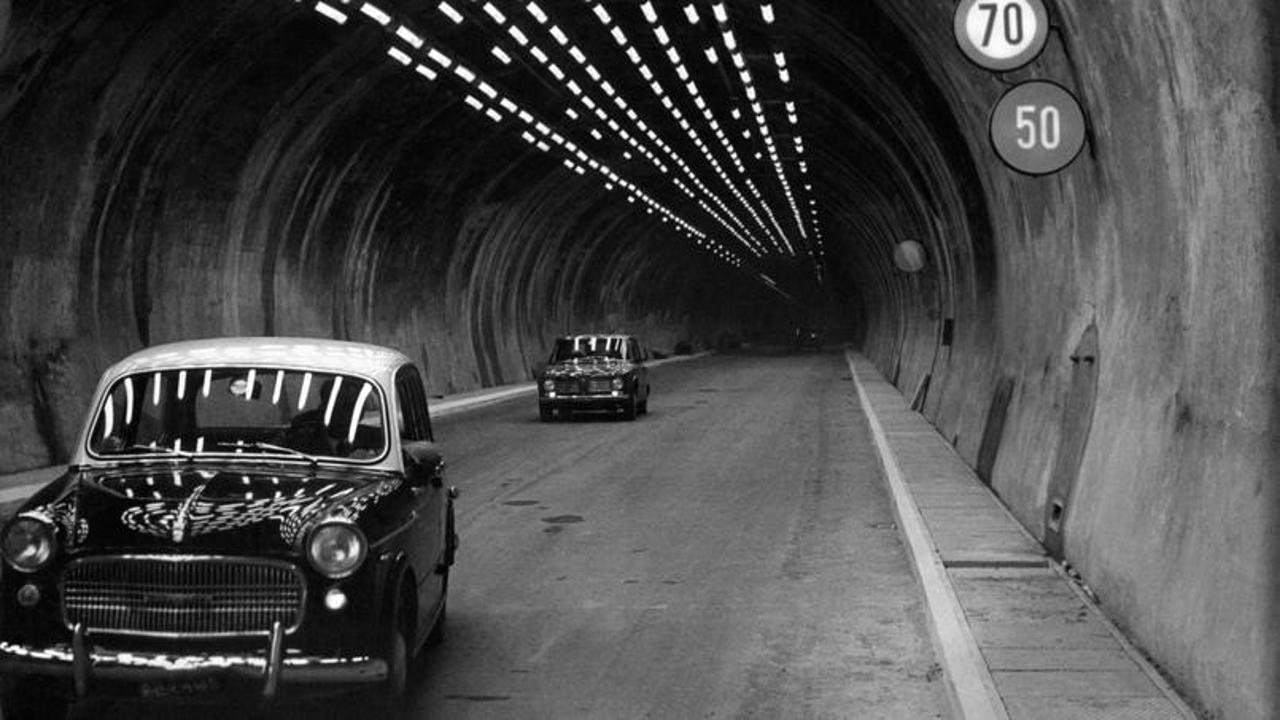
[
  {"xmin": 543, "ymin": 358, "xmax": 635, "ymax": 378},
  {"xmin": 21, "ymin": 465, "xmax": 401, "ymax": 556}
]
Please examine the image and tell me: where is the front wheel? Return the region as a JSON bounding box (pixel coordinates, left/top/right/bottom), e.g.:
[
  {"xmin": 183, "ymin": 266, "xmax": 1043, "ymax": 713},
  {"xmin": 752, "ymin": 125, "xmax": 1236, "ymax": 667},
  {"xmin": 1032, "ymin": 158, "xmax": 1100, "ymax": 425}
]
[
  {"xmin": 366, "ymin": 587, "xmax": 413, "ymax": 720},
  {"xmin": 539, "ymin": 406, "xmax": 554, "ymax": 422},
  {"xmin": 621, "ymin": 395, "xmax": 637, "ymax": 421}
]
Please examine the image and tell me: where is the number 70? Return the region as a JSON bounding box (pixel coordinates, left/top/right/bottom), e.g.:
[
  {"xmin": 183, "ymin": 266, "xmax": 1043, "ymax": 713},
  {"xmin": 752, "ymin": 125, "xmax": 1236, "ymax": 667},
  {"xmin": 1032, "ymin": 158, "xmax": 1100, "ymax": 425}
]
[{"xmin": 977, "ymin": 2, "xmax": 1025, "ymax": 46}]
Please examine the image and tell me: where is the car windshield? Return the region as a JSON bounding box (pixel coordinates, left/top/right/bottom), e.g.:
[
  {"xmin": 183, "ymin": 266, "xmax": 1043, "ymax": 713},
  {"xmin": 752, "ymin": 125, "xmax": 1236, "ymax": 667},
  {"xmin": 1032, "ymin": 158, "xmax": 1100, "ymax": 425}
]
[
  {"xmin": 87, "ymin": 367, "xmax": 387, "ymax": 462},
  {"xmin": 550, "ymin": 337, "xmax": 627, "ymax": 363}
]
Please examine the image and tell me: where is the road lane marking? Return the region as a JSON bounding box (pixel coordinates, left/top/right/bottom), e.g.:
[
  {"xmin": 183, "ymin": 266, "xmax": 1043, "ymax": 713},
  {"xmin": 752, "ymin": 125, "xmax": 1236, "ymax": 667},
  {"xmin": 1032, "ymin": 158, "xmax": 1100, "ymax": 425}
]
[{"xmin": 845, "ymin": 350, "xmax": 1008, "ymax": 720}]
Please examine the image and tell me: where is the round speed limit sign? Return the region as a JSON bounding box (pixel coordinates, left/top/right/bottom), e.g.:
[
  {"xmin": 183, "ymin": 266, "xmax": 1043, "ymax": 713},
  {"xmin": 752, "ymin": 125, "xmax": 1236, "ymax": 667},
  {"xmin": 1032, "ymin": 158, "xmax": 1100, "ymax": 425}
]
[
  {"xmin": 954, "ymin": 0, "xmax": 1049, "ymax": 71},
  {"xmin": 989, "ymin": 81, "xmax": 1086, "ymax": 175}
]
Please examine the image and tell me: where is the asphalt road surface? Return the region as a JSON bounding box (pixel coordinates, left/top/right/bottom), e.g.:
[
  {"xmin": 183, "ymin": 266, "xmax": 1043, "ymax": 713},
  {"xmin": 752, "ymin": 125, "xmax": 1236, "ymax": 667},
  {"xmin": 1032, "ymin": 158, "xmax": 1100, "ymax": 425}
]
[{"xmin": 68, "ymin": 349, "xmax": 947, "ymax": 719}]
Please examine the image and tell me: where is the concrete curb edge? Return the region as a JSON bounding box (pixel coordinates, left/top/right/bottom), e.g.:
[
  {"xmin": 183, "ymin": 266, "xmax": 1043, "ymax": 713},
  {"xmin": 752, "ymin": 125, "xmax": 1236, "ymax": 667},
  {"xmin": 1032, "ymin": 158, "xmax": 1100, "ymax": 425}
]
[{"xmin": 845, "ymin": 350, "xmax": 1008, "ymax": 720}]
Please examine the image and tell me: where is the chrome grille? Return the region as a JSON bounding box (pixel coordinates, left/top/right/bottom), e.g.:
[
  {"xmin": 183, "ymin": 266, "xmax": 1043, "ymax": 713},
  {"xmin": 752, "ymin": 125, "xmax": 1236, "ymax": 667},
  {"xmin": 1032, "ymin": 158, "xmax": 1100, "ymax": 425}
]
[
  {"xmin": 585, "ymin": 379, "xmax": 613, "ymax": 394},
  {"xmin": 62, "ymin": 556, "xmax": 305, "ymax": 638},
  {"xmin": 553, "ymin": 379, "xmax": 581, "ymax": 395}
]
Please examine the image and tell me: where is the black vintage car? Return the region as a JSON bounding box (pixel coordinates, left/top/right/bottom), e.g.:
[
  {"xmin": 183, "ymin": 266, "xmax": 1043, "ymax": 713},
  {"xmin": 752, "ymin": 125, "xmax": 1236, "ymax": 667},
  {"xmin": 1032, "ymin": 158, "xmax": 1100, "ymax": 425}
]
[
  {"xmin": 536, "ymin": 334, "xmax": 650, "ymax": 421},
  {"xmin": 0, "ymin": 338, "xmax": 458, "ymax": 718}
]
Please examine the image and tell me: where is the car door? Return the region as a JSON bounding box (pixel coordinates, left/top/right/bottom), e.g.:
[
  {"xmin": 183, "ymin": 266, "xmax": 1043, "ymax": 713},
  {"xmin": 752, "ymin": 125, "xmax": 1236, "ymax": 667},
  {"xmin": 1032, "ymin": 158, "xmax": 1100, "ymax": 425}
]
[{"xmin": 394, "ymin": 366, "xmax": 446, "ymax": 627}]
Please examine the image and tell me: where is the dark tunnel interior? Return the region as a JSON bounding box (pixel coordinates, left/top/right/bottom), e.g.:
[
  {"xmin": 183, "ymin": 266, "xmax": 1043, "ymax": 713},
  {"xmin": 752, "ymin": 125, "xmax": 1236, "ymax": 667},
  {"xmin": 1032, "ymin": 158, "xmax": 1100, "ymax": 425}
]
[{"xmin": 0, "ymin": 0, "xmax": 1278, "ymax": 717}]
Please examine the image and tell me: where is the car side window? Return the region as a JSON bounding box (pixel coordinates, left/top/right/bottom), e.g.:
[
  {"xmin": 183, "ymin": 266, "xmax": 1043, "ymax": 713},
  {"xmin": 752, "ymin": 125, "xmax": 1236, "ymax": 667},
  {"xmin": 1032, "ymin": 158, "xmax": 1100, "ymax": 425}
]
[{"xmin": 395, "ymin": 366, "xmax": 433, "ymax": 443}]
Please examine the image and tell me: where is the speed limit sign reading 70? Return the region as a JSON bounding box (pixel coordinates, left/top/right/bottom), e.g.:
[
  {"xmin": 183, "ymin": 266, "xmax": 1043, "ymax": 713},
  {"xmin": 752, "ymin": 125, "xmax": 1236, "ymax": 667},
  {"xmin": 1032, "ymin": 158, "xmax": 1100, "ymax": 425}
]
[
  {"xmin": 989, "ymin": 81, "xmax": 1086, "ymax": 175},
  {"xmin": 954, "ymin": 0, "xmax": 1049, "ymax": 71}
]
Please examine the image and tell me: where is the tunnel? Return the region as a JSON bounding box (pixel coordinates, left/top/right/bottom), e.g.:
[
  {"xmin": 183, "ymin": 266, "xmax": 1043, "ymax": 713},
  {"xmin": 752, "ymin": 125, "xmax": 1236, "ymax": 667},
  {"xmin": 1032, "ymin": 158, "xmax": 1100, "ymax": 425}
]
[{"xmin": 0, "ymin": 0, "xmax": 1276, "ymax": 717}]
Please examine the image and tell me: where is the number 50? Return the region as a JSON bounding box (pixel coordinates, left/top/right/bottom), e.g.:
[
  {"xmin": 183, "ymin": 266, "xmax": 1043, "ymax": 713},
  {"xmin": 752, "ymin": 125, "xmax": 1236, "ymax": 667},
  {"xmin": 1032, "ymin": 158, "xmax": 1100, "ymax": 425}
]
[{"xmin": 1015, "ymin": 105, "xmax": 1061, "ymax": 150}]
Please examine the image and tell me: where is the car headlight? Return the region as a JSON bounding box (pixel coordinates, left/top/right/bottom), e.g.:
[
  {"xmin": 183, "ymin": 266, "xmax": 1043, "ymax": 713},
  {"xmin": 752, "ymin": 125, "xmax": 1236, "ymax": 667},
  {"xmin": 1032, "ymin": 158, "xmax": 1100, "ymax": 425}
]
[
  {"xmin": 2, "ymin": 517, "xmax": 57, "ymax": 573},
  {"xmin": 611, "ymin": 377, "xmax": 625, "ymax": 390},
  {"xmin": 542, "ymin": 379, "xmax": 556, "ymax": 392},
  {"xmin": 306, "ymin": 522, "xmax": 367, "ymax": 579}
]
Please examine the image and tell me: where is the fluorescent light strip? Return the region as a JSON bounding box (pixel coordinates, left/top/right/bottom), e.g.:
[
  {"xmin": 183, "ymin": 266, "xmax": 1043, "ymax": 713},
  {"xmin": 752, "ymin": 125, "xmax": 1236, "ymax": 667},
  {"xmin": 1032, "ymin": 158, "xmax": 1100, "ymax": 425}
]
[
  {"xmin": 482, "ymin": 3, "xmax": 506, "ymax": 23},
  {"xmin": 526, "ymin": 2, "xmax": 548, "ymax": 24},
  {"xmin": 427, "ymin": 48, "xmax": 452, "ymax": 68},
  {"xmin": 387, "ymin": 46, "xmax": 412, "ymax": 65},
  {"xmin": 360, "ymin": 3, "xmax": 391, "ymax": 25},
  {"xmin": 314, "ymin": 2, "xmax": 348, "ymax": 25},
  {"xmin": 437, "ymin": 1, "xmax": 463, "ymax": 24},
  {"xmin": 396, "ymin": 26, "xmax": 424, "ymax": 48}
]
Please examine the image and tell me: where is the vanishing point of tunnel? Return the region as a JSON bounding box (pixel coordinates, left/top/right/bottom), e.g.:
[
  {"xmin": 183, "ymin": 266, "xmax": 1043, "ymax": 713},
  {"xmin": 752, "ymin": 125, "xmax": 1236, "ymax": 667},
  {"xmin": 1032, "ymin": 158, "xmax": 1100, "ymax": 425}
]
[{"xmin": 0, "ymin": 0, "xmax": 1277, "ymax": 718}]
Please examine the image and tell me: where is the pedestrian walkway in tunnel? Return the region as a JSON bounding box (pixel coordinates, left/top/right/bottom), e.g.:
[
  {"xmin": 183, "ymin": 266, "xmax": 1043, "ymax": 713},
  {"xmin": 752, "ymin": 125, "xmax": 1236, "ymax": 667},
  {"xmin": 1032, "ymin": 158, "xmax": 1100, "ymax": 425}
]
[{"xmin": 846, "ymin": 351, "xmax": 1199, "ymax": 720}]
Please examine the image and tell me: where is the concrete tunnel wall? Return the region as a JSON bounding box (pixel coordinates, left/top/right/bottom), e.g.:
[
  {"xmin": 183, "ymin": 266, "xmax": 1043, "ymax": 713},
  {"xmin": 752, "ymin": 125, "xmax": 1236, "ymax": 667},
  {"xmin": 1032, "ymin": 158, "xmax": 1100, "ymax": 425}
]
[
  {"xmin": 0, "ymin": 0, "xmax": 778, "ymax": 469},
  {"xmin": 0, "ymin": 1, "xmax": 1277, "ymax": 718}
]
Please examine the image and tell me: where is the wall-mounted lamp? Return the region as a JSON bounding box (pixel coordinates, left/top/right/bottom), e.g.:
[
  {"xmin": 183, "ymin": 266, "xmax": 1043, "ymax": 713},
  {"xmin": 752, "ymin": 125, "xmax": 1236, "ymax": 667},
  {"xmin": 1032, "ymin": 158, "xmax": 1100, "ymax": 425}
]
[{"xmin": 894, "ymin": 240, "xmax": 927, "ymax": 273}]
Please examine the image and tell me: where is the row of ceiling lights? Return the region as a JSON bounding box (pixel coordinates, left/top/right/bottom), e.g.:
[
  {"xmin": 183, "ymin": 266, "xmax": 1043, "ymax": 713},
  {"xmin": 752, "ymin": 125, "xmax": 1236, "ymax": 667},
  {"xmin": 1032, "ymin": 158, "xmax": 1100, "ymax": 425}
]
[{"xmin": 307, "ymin": 0, "xmax": 827, "ymax": 286}]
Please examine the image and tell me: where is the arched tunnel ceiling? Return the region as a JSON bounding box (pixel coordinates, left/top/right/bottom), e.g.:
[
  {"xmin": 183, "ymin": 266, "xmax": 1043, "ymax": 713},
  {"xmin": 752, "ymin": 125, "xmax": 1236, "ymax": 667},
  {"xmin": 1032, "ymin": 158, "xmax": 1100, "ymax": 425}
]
[
  {"xmin": 0, "ymin": 0, "xmax": 989, "ymax": 336},
  {"xmin": 1, "ymin": 2, "xmax": 1278, "ymax": 719}
]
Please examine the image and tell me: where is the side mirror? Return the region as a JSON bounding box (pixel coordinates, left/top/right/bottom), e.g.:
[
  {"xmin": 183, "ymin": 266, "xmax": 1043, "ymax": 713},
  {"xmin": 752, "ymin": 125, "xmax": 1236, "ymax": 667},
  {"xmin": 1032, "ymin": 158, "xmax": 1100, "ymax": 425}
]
[{"xmin": 402, "ymin": 440, "xmax": 445, "ymax": 488}]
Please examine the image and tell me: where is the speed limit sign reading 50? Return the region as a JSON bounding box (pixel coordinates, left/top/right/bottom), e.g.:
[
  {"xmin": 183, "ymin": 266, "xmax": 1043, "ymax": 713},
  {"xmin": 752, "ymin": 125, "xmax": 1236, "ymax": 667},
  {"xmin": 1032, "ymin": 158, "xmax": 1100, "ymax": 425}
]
[
  {"xmin": 990, "ymin": 81, "xmax": 1086, "ymax": 175},
  {"xmin": 954, "ymin": 0, "xmax": 1049, "ymax": 71}
]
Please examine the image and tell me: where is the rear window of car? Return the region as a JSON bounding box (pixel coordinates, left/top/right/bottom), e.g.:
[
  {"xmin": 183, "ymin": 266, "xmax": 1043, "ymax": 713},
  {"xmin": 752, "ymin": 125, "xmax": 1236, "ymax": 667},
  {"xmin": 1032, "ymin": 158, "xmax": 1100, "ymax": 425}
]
[{"xmin": 87, "ymin": 367, "xmax": 387, "ymax": 462}]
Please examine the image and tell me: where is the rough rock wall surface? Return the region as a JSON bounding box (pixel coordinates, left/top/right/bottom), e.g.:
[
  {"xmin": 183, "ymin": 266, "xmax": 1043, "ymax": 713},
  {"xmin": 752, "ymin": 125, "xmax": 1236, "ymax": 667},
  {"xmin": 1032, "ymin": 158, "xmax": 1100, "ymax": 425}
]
[
  {"xmin": 0, "ymin": 0, "xmax": 761, "ymax": 471},
  {"xmin": 865, "ymin": 3, "xmax": 1280, "ymax": 718},
  {"xmin": 0, "ymin": 0, "xmax": 1277, "ymax": 717}
]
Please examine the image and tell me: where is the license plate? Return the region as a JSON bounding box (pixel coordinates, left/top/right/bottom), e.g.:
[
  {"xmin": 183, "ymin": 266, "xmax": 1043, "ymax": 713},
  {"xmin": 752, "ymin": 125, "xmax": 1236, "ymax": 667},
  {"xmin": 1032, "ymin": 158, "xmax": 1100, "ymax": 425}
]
[{"xmin": 139, "ymin": 676, "xmax": 221, "ymax": 699}]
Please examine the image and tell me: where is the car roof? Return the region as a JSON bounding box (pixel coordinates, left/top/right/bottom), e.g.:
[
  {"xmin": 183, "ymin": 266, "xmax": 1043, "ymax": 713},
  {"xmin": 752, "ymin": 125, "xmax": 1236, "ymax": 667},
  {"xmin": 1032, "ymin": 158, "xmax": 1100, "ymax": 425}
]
[
  {"xmin": 558, "ymin": 333, "xmax": 635, "ymax": 341},
  {"xmin": 102, "ymin": 337, "xmax": 412, "ymax": 379}
]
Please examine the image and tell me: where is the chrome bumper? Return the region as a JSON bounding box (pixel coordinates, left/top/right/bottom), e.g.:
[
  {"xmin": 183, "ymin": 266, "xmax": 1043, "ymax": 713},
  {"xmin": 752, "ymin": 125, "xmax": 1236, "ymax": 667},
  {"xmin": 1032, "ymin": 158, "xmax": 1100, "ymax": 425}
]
[
  {"xmin": 541, "ymin": 394, "xmax": 629, "ymax": 404},
  {"xmin": 0, "ymin": 623, "xmax": 386, "ymax": 700}
]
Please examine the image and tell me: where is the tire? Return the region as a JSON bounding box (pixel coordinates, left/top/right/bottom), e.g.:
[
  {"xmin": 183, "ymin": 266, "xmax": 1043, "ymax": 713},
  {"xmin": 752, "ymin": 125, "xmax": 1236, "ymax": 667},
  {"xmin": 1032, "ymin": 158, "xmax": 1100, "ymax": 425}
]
[
  {"xmin": 367, "ymin": 585, "xmax": 413, "ymax": 720},
  {"xmin": 621, "ymin": 395, "xmax": 637, "ymax": 421},
  {"xmin": 638, "ymin": 387, "xmax": 649, "ymax": 415},
  {"xmin": 1, "ymin": 678, "xmax": 70, "ymax": 720},
  {"xmin": 539, "ymin": 406, "xmax": 554, "ymax": 422}
]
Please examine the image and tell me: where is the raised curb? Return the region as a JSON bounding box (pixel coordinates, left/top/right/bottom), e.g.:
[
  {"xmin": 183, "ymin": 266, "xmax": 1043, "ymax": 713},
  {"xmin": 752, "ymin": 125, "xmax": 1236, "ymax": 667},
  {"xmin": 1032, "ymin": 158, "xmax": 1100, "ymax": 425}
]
[
  {"xmin": 845, "ymin": 350, "xmax": 1198, "ymax": 720},
  {"xmin": 845, "ymin": 350, "xmax": 1009, "ymax": 720}
]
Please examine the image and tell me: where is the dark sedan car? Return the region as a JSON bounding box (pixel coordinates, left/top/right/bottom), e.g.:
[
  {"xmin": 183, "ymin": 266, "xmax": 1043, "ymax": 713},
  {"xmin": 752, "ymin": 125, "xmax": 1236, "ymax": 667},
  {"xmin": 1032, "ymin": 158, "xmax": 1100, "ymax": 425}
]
[
  {"xmin": 0, "ymin": 338, "xmax": 458, "ymax": 718},
  {"xmin": 537, "ymin": 334, "xmax": 650, "ymax": 421}
]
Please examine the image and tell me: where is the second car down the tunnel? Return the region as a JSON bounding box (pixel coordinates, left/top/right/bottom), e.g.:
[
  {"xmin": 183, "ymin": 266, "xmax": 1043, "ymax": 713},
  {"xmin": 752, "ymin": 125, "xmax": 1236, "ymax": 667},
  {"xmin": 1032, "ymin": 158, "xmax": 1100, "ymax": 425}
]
[{"xmin": 537, "ymin": 334, "xmax": 651, "ymax": 421}]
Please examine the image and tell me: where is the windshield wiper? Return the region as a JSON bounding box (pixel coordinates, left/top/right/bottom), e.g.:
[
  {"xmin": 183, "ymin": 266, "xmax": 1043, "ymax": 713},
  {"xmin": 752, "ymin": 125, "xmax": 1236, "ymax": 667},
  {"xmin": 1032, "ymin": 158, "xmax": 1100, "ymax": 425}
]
[{"xmin": 215, "ymin": 441, "xmax": 319, "ymax": 466}]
